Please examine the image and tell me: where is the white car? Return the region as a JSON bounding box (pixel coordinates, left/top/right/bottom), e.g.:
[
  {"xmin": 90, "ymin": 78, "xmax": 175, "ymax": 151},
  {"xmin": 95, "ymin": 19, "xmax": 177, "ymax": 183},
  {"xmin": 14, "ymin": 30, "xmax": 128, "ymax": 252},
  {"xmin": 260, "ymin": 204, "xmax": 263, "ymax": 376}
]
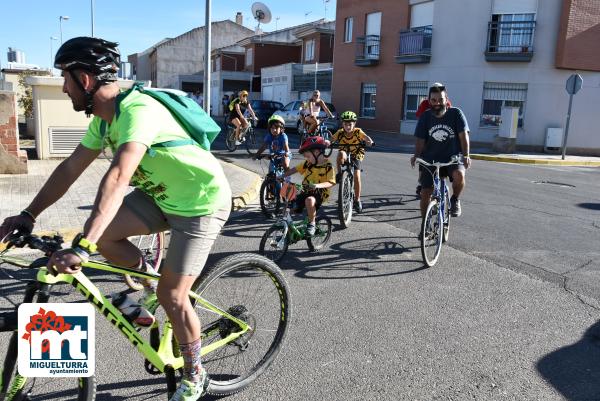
[{"xmin": 274, "ymin": 101, "xmax": 339, "ymax": 132}]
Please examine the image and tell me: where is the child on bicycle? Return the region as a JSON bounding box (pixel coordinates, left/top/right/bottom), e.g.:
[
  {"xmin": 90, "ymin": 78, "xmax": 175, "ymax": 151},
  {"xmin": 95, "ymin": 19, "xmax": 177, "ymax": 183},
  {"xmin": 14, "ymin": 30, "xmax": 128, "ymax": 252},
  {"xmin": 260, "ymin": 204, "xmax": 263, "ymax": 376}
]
[
  {"xmin": 254, "ymin": 115, "xmax": 291, "ymax": 170},
  {"xmin": 331, "ymin": 110, "xmax": 373, "ymax": 213},
  {"xmin": 282, "ymin": 136, "xmax": 335, "ymax": 236}
]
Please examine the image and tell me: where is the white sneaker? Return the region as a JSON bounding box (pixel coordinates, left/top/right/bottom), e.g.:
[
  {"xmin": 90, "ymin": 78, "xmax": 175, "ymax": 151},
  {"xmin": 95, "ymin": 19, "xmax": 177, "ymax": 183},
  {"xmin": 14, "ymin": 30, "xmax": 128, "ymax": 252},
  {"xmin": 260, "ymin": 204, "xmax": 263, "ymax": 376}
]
[
  {"xmin": 169, "ymin": 372, "xmax": 208, "ymax": 401},
  {"xmin": 112, "ymin": 291, "xmax": 156, "ymax": 327},
  {"xmin": 235, "ymin": 140, "xmax": 242, "ymax": 146}
]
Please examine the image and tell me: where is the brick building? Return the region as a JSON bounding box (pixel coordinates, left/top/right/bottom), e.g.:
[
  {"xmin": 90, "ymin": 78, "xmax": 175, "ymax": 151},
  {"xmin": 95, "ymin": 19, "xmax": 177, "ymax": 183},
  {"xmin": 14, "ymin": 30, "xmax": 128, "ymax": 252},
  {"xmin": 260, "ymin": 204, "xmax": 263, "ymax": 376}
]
[{"xmin": 333, "ymin": 0, "xmax": 600, "ymax": 153}]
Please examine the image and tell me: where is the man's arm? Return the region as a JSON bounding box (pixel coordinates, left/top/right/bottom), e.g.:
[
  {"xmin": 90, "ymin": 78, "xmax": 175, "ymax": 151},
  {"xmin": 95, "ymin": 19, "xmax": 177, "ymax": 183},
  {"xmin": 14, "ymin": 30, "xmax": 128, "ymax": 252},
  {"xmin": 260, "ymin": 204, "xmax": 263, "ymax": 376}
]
[
  {"xmin": 458, "ymin": 131, "xmax": 471, "ymax": 169},
  {"xmin": 27, "ymin": 144, "xmax": 101, "ymax": 218},
  {"xmin": 83, "ymin": 142, "xmax": 146, "ymax": 244}
]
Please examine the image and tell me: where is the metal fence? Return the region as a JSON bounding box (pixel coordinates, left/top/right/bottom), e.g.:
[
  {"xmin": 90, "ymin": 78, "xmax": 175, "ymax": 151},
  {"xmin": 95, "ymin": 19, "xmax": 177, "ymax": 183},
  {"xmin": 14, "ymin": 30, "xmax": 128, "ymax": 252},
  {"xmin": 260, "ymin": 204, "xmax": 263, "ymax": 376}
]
[{"xmin": 398, "ymin": 26, "xmax": 432, "ymax": 56}]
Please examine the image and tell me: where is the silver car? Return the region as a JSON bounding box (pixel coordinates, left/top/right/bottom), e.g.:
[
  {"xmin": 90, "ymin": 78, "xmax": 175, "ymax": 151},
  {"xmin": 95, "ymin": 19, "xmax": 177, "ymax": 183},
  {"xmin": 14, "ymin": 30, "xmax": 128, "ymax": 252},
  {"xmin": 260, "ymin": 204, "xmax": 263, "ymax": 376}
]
[{"xmin": 274, "ymin": 101, "xmax": 339, "ymax": 132}]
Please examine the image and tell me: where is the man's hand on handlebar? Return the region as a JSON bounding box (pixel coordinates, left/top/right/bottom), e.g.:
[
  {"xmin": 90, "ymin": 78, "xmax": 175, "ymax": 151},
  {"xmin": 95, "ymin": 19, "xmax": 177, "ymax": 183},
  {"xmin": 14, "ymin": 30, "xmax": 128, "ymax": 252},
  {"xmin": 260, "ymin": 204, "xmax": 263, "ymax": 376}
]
[{"xmin": 0, "ymin": 214, "xmax": 34, "ymax": 242}]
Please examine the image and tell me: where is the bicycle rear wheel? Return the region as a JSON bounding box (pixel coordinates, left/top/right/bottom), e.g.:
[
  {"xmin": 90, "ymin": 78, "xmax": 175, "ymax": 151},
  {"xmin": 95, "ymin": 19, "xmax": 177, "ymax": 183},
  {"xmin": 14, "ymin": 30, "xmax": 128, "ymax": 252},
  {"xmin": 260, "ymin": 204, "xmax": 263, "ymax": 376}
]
[
  {"xmin": 225, "ymin": 127, "xmax": 237, "ymax": 152},
  {"xmin": 420, "ymin": 199, "xmax": 443, "ymax": 267},
  {"xmin": 307, "ymin": 215, "xmax": 332, "ymax": 251},
  {"xmin": 124, "ymin": 232, "xmax": 165, "ymax": 291},
  {"xmin": 192, "ymin": 253, "xmax": 291, "ymax": 396},
  {"xmin": 337, "ymin": 170, "xmax": 353, "ymax": 229}
]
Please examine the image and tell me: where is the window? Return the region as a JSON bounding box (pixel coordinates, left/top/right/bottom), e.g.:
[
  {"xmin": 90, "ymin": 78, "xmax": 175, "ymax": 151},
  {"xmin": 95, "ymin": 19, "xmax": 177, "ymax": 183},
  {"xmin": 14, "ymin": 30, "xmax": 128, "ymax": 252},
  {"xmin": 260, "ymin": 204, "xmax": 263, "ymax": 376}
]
[
  {"xmin": 480, "ymin": 82, "xmax": 528, "ymax": 127},
  {"xmin": 344, "ymin": 17, "xmax": 353, "ymax": 42},
  {"xmin": 403, "ymin": 81, "xmax": 428, "ymax": 120},
  {"xmin": 305, "ymin": 39, "xmax": 315, "ymax": 62},
  {"xmin": 282, "ymin": 102, "xmax": 294, "ymax": 111},
  {"xmin": 489, "ymin": 13, "xmax": 535, "ymax": 53},
  {"xmin": 245, "ymin": 48, "xmax": 253, "ymax": 67},
  {"xmin": 360, "ymin": 83, "xmax": 377, "ymax": 118}
]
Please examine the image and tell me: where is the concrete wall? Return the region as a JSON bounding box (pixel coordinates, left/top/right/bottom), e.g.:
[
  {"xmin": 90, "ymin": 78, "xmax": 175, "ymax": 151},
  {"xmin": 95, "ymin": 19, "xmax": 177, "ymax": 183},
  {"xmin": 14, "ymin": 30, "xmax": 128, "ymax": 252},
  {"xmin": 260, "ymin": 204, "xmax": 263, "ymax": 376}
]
[
  {"xmin": 155, "ymin": 21, "xmax": 253, "ymax": 89},
  {"xmin": 400, "ymin": 0, "xmax": 600, "ymax": 153},
  {"xmin": 26, "ymin": 76, "xmax": 137, "ymax": 159},
  {"xmin": 0, "ymin": 90, "xmax": 27, "ymax": 173}
]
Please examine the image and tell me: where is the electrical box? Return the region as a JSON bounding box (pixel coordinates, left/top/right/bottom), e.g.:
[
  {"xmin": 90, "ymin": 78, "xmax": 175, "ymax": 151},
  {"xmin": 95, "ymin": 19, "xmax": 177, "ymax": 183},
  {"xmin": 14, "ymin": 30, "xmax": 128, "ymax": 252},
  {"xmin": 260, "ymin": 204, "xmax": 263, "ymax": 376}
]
[
  {"xmin": 545, "ymin": 127, "xmax": 564, "ymax": 151},
  {"xmin": 498, "ymin": 107, "xmax": 519, "ymax": 139}
]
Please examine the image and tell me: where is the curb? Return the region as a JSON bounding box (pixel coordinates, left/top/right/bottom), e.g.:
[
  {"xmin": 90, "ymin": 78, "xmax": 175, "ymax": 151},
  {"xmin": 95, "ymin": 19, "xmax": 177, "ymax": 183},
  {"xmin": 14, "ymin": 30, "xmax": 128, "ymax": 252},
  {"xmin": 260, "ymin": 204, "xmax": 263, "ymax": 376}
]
[
  {"xmin": 471, "ymin": 154, "xmax": 600, "ymax": 167},
  {"xmin": 226, "ymin": 162, "xmax": 263, "ymax": 211}
]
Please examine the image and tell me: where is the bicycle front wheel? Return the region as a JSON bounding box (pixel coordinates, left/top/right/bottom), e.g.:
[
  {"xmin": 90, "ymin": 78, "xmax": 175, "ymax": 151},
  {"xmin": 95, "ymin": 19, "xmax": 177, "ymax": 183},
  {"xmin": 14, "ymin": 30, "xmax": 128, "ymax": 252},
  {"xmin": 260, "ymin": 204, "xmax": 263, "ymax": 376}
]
[
  {"xmin": 337, "ymin": 171, "xmax": 353, "ymax": 229},
  {"xmin": 244, "ymin": 129, "xmax": 259, "ymax": 154},
  {"xmin": 124, "ymin": 232, "xmax": 165, "ymax": 291},
  {"xmin": 259, "ymin": 178, "xmax": 281, "ymax": 218},
  {"xmin": 225, "ymin": 127, "xmax": 237, "ymax": 152},
  {"xmin": 193, "ymin": 253, "xmax": 291, "ymax": 396},
  {"xmin": 420, "ymin": 199, "xmax": 443, "ymax": 267},
  {"xmin": 259, "ymin": 224, "xmax": 289, "ymax": 263}
]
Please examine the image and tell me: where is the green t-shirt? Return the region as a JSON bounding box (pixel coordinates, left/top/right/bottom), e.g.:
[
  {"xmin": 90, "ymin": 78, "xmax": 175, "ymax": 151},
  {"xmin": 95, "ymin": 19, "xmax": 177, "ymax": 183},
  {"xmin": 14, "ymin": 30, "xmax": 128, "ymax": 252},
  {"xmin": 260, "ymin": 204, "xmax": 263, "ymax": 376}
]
[{"xmin": 80, "ymin": 90, "xmax": 231, "ymax": 217}]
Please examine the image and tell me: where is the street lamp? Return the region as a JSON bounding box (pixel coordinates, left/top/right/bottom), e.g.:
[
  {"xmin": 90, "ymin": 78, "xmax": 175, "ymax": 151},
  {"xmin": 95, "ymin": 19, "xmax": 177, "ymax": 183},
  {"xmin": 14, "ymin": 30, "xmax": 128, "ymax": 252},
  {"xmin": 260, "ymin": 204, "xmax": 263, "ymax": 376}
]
[
  {"xmin": 59, "ymin": 15, "xmax": 70, "ymax": 44},
  {"xmin": 50, "ymin": 36, "xmax": 58, "ymax": 75},
  {"xmin": 91, "ymin": 0, "xmax": 95, "ymax": 36}
]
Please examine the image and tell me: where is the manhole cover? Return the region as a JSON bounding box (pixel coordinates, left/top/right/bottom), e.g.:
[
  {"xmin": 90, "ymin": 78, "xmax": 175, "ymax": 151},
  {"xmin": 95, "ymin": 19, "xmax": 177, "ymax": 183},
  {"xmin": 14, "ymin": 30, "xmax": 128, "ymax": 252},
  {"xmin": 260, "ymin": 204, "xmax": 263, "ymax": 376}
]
[{"xmin": 532, "ymin": 180, "xmax": 576, "ymax": 188}]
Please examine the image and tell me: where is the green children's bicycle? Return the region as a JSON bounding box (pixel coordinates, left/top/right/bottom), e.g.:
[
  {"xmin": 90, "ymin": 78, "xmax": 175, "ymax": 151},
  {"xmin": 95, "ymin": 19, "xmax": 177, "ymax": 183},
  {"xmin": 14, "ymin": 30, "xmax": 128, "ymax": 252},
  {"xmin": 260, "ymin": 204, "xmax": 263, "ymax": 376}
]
[
  {"xmin": 259, "ymin": 181, "xmax": 332, "ymax": 263},
  {"xmin": 0, "ymin": 232, "xmax": 291, "ymax": 400}
]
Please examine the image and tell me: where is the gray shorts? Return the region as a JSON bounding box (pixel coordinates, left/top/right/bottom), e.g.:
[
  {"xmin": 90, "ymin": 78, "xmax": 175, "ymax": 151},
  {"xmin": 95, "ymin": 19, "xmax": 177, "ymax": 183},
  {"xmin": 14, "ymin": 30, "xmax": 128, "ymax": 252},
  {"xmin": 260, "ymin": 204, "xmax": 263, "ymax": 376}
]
[{"xmin": 123, "ymin": 189, "xmax": 230, "ymax": 276}]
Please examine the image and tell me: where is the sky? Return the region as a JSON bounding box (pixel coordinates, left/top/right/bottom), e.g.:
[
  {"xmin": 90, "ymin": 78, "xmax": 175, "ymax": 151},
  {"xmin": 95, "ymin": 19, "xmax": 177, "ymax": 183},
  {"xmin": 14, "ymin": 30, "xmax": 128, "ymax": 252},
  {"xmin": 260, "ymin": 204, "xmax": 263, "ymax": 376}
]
[{"xmin": 0, "ymin": 0, "xmax": 337, "ymax": 70}]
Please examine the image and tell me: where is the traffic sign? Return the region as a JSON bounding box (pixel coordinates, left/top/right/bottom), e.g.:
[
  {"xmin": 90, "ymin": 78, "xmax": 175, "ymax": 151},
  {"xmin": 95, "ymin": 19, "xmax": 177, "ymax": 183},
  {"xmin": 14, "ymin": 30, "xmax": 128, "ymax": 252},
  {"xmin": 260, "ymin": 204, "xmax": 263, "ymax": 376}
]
[{"xmin": 566, "ymin": 74, "xmax": 583, "ymax": 95}]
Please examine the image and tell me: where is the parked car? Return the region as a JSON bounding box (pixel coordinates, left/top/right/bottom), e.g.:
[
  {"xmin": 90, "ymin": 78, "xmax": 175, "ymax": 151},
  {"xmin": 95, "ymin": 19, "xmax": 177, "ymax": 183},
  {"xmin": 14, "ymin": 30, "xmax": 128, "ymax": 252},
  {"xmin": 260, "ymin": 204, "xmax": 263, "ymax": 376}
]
[
  {"xmin": 248, "ymin": 100, "xmax": 284, "ymax": 127},
  {"xmin": 274, "ymin": 101, "xmax": 340, "ymax": 132}
]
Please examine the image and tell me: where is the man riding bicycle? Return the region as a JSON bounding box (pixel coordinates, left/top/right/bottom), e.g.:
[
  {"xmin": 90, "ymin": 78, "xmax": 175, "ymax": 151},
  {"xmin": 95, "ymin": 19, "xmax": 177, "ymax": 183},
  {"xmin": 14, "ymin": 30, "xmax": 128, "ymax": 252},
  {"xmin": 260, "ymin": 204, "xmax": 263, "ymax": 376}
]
[
  {"xmin": 0, "ymin": 37, "xmax": 231, "ymax": 401},
  {"xmin": 410, "ymin": 83, "xmax": 471, "ymax": 220}
]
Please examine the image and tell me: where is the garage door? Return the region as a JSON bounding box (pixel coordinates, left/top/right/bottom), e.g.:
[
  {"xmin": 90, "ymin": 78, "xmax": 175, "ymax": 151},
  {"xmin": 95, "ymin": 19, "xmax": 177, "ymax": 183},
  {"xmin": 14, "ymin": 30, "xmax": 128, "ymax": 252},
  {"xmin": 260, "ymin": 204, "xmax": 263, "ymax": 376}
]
[
  {"xmin": 262, "ymin": 85, "xmax": 274, "ymax": 101},
  {"xmin": 273, "ymin": 84, "xmax": 287, "ymax": 104}
]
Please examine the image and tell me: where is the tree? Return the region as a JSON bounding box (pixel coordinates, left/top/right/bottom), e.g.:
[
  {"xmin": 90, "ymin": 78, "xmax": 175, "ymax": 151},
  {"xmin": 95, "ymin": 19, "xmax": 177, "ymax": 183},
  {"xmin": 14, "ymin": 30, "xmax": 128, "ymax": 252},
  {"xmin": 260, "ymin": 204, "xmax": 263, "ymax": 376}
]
[{"xmin": 17, "ymin": 71, "xmax": 47, "ymax": 119}]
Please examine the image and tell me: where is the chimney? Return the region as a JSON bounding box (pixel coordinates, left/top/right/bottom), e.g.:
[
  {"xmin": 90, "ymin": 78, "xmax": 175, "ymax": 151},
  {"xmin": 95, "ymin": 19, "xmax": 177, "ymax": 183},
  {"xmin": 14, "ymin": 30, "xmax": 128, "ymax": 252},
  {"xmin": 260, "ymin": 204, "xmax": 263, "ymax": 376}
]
[{"xmin": 236, "ymin": 12, "xmax": 243, "ymax": 25}]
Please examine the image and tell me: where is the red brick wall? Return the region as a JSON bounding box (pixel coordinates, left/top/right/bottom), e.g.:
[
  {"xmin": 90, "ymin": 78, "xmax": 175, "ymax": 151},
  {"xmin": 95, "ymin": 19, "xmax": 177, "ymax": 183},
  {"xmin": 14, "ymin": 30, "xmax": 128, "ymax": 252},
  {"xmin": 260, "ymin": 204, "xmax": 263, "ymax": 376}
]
[
  {"xmin": 319, "ymin": 33, "xmax": 334, "ymax": 63},
  {"xmin": 252, "ymin": 43, "xmax": 302, "ymax": 74},
  {"xmin": 556, "ymin": 0, "xmax": 600, "ymax": 71},
  {"xmin": 0, "ymin": 92, "xmax": 19, "ymax": 156},
  {"xmin": 220, "ymin": 53, "xmax": 245, "ymax": 71},
  {"xmin": 332, "ymin": 0, "xmax": 410, "ymax": 132}
]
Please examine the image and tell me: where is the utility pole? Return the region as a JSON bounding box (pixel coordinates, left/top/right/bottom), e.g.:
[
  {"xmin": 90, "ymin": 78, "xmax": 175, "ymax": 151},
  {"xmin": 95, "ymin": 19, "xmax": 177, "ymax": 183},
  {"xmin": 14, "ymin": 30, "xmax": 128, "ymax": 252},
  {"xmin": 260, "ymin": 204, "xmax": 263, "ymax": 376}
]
[{"xmin": 203, "ymin": 0, "xmax": 212, "ymax": 115}]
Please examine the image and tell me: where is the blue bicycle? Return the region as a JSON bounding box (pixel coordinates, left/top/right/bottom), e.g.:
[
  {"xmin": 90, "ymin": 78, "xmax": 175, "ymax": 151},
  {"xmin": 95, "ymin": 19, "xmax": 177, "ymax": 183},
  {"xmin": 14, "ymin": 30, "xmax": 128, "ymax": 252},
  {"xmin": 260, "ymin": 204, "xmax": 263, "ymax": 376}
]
[
  {"xmin": 300, "ymin": 118, "xmax": 333, "ymax": 143},
  {"xmin": 415, "ymin": 157, "xmax": 459, "ymax": 267},
  {"xmin": 256, "ymin": 154, "xmax": 288, "ymax": 218}
]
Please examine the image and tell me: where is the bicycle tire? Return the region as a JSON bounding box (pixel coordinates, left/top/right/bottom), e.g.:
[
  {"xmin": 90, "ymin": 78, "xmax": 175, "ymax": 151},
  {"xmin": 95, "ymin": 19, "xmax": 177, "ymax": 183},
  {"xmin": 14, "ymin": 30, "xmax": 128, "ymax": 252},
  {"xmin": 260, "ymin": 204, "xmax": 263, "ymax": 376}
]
[
  {"xmin": 420, "ymin": 199, "xmax": 443, "ymax": 267},
  {"xmin": 124, "ymin": 232, "xmax": 165, "ymax": 291},
  {"xmin": 307, "ymin": 215, "xmax": 332, "ymax": 251},
  {"xmin": 443, "ymin": 190, "xmax": 451, "ymax": 243},
  {"xmin": 225, "ymin": 126, "xmax": 237, "ymax": 152},
  {"xmin": 337, "ymin": 170, "xmax": 353, "ymax": 229},
  {"xmin": 192, "ymin": 253, "xmax": 291, "ymax": 396},
  {"xmin": 244, "ymin": 129, "xmax": 259, "ymax": 155},
  {"xmin": 0, "ymin": 295, "xmax": 96, "ymax": 400},
  {"xmin": 258, "ymin": 224, "xmax": 289, "ymax": 263},
  {"xmin": 259, "ymin": 178, "xmax": 281, "ymax": 219}
]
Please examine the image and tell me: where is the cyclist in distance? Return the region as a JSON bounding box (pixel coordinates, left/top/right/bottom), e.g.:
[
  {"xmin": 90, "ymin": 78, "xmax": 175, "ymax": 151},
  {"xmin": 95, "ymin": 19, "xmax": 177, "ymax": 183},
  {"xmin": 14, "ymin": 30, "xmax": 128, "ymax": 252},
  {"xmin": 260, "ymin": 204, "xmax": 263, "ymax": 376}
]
[
  {"xmin": 281, "ymin": 136, "xmax": 335, "ymax": 236},
  {"xmin": 228, "ymin": 89, "xmax": 257, "ymax": 145},
  {"xmin": 410, "ymin": 83, "xmax": 471, "ymax": 220},
  {"xmin": 254, "ymin": 114, "xmax": 291, "ymax": 170},
  {"xmin": 331, "ymin": 110, "xmax": 374, "ymax": 213},
  {"xmin": 305, "ymin": 90, "xmax": 333, "ymax": 134},
  {"xmin": 0, "ymin": 37, "xmax": 231, "ymax": 401}
]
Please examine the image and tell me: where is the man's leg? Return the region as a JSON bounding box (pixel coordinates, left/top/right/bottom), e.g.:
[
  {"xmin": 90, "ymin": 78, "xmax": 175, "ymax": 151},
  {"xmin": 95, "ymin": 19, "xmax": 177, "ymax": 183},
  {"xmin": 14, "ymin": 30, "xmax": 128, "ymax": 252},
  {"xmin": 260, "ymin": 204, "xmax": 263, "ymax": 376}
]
[{"xmin": 450, "ymin": 167, "xmax": 466, "ymax": 217}]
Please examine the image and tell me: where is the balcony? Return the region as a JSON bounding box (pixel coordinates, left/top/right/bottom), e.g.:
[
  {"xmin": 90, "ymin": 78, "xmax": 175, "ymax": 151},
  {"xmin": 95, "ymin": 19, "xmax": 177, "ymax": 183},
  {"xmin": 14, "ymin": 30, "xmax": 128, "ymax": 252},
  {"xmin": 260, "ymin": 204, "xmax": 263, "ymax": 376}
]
[
  {"xmin": 485, "ymin": 20, "xmax": 536, "ymax": 62},
  {"xmin": 355, "ymin": 35, "xmax": 380, "ymax": 66},
  {"xmin": 395, "ymin": 26, "xmax": 432, "ymax": 64}
]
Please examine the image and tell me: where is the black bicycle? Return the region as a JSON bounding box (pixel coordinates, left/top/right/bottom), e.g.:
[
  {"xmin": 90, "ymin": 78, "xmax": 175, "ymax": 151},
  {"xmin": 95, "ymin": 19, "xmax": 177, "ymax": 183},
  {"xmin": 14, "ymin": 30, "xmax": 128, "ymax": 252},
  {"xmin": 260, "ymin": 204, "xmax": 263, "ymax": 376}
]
[
  {"xmin": 329, "ymin": 141, "xmax": 373, "ymax": 228},
  {"xmin": 225, "ymin": 118, "xmax": 258, "ymax": 154},
  {"xmin": 256, "ymin": 154, "xmax": 288, "ymax": 218}
]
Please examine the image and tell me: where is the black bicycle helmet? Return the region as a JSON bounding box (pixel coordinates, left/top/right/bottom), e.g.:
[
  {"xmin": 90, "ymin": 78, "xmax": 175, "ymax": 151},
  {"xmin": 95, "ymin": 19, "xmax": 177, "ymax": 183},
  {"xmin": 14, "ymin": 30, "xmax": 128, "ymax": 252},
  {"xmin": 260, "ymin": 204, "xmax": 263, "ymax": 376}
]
[{"xmin": 55, "ymin": 37, "xmax": 121, "ymax": 116}]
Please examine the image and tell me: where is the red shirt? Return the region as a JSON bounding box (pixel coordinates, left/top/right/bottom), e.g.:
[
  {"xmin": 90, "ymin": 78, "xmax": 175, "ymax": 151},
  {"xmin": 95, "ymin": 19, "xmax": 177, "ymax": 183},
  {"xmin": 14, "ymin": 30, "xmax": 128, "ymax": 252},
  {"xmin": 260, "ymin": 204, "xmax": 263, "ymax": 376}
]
[{"xmin": 415, "ymin": 98, "xmax": 452, "ymax": 119}]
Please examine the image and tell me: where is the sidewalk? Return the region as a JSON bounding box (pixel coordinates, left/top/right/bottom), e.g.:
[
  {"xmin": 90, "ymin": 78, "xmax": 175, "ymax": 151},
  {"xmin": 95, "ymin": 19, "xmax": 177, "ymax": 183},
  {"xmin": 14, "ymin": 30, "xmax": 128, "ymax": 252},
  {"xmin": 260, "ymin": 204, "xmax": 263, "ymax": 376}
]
[
  {"xmin": 0, "ymin": 158, "xmax": 261, "ymax": 241},
  {"xmin": 364, "ymin": 131, "xmax": 600, "ymax": 166}
]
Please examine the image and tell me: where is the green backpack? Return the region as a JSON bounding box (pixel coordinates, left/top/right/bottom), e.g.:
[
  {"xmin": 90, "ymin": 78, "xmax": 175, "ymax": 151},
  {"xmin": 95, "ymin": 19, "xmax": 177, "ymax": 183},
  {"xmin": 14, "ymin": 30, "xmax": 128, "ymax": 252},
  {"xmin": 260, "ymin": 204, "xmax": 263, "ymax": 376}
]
[{"xmin": 100, "ymin": 82, "xmax": 221, "ymax": 155}]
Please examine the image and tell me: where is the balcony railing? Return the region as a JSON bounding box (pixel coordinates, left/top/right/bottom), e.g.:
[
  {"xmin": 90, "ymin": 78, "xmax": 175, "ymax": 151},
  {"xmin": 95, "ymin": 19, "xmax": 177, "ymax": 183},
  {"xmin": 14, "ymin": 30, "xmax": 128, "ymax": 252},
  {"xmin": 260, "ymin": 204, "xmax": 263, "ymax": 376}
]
[
  {"xmin": 355, "ymin": 35, "xmax": 380, "ymax": 66},
  {"xmin": 485, "ymin": 20, "xmax": 536, "ymax": 62},
  {"xmin": 395, "ymin": 26, "xmax": 432, "ymax": 64}
]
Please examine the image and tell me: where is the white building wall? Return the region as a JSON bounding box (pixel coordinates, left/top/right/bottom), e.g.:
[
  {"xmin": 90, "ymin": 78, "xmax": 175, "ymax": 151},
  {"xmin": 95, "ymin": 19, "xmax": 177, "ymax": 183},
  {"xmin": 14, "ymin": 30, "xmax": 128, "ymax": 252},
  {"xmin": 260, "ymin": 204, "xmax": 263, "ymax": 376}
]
[
  {"xmin": 401, "ymin": 0, "xmax": 600, "ymax": 151},
  {"xmin": 261, "ymin": 63, "xmax": 294, "ymax": 105},
  {"xmin": 155, "ymin": 21, "xmax": 253, "ymax": 89}
]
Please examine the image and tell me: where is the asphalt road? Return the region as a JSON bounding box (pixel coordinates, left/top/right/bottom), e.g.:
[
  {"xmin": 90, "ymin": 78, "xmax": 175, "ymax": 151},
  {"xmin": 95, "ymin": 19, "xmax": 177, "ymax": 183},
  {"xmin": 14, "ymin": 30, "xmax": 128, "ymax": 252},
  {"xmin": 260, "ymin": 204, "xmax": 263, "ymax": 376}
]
[{"xmin": 1, "ymin": 128, "xmax": 599, "ymax": 400}]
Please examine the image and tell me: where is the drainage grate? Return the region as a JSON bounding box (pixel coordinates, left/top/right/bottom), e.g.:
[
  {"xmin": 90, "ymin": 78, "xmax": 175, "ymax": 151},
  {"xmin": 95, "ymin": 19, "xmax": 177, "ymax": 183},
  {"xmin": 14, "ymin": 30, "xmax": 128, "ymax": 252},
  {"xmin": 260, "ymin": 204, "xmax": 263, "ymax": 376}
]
[{"xmin": 532, "ymin": 180, "xmax": 576, "ymax": 188}]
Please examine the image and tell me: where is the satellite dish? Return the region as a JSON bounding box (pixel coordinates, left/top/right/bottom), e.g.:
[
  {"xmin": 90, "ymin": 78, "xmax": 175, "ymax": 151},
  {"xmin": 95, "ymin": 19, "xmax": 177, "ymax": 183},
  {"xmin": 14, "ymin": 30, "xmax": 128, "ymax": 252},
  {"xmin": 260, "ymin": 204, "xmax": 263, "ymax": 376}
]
[{"xmin": 251, "ymin": 2, "xmax": 272, "ymax": 30}]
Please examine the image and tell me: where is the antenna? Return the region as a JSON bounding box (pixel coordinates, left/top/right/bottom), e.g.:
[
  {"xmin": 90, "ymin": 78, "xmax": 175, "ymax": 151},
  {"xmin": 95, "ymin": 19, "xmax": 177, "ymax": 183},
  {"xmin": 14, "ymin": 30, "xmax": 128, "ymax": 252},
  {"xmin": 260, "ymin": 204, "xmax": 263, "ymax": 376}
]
[{"xmin": 251, "ymin": 2, "xmax": 272, "ymax": 33}]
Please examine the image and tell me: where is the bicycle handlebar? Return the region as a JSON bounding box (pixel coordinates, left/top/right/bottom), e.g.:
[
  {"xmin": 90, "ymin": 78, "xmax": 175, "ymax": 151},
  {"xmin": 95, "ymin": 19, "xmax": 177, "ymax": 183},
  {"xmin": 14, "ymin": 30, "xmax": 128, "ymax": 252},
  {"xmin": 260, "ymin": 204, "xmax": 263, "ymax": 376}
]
[
  {"xmin": 3, "ymin": 232, "xmax": 64, "ymax": 256},
  {"xmin": 329, "ymin": 141, "xmax": 374, "ymax": 149},
  {"xmin": 415, "ymin": 157, "xmax": 460, "ymax": 168}
]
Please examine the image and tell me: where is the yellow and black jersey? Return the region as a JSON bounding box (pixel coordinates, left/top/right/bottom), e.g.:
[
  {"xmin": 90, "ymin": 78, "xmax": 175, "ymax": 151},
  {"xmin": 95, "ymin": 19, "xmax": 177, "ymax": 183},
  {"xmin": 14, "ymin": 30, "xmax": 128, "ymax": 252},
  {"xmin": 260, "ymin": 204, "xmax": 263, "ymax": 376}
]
[
  {"xmin": 295, "ymin": 160, "xmax": 336, "ymax": 203},
  {"xmin": 332, "ymin": 128, "xmax": 369, "ymax": 160}
]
